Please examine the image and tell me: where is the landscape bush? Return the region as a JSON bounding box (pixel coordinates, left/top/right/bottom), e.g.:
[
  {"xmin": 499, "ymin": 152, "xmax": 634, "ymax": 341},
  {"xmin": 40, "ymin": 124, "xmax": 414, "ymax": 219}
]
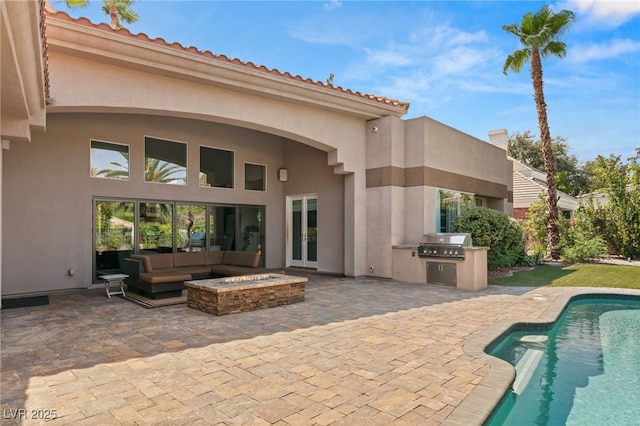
[
  {"xmin": 560, "ymin": 211, "xmax": 608, "ymax": 263},
  {"xmin": 451, "ymin": 206, "xmax": 530, "ymax": 269}
]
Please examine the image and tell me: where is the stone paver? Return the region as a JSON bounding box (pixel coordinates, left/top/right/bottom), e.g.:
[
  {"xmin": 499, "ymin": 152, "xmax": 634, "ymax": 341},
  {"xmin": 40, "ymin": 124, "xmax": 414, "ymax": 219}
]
[{"xmin": 2, "ymin": 272, "xmax": 638, "ymax": 425}]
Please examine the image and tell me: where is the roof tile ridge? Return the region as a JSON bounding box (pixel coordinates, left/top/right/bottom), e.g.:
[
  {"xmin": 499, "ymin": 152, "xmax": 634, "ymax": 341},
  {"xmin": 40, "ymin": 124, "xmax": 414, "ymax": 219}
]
[{"xmin": 45, "ymin": 9, "xmax": 409, "ymax": 113}]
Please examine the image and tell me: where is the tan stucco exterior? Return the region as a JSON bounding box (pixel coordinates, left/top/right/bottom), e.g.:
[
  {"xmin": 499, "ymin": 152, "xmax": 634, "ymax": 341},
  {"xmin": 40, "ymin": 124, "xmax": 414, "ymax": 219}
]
[
  {"xmin": 364, "ymin": 116, "xmax": 513, "ymax": 278},
  {"xmin": 1, "ymin": 2, "xmax": 513, "ymax": 298}
]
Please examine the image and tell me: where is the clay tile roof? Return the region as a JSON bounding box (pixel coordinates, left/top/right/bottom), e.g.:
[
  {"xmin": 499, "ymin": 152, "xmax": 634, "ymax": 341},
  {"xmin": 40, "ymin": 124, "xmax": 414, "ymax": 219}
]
[
  {"xmin": 45, "ymin": 9, "xmax": 410, "ymax": 114},
  {"xmin": 39, "ymin": 0, "xmax": 50, "ymax": 100}
]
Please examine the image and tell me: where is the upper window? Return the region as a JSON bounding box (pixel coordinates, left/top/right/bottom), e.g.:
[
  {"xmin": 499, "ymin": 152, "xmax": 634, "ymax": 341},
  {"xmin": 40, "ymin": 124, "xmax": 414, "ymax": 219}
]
[
  {"xmin": 90, "ymin": 140, "xmax": 129, "ymax": 180},
  {"xmin": 144, "ymin": 136, "xmax": 187, "ymax": 185},
  {"xmin": 200, "ymin": 146, "xmax": 234, "ymax": 188},
  {"xmin": 245, "ymin": 163, "xmax": 266, "ymax": 191}
]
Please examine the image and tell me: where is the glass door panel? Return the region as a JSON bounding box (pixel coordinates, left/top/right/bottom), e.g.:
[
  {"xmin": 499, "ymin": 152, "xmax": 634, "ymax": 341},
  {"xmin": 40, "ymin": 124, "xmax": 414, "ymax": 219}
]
[
  {"xmin": 209, "ymin": 206, "xmax": 236, "ymax": 251},
  {"xmin": 94, "ymin": 200, "xmax": 134, "ymax": 280},
  {"xmin": 306, "ymin": 198, "xmax": 317, "ymax": 263},
  {"xmin": 177, "ymin": 204, "xmax": 207, "ymax": 251},
  {"xmin": 292, "ymin": 199, "xmax": 303, "ymax": 263},
  {"xmin": 239, "ymin": 206, "xmax": 263, "ymax": 254},
  {"xmin": 288, "ymin": 195, "xmax": 318, "ymax": 268},
  {"xmin": 139, "ymin": 202, "xmax": 173, "ymax": 253}
]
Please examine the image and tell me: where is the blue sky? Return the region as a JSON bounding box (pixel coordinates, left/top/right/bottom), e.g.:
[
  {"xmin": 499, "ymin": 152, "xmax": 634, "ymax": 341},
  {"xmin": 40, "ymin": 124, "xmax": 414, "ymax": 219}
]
[{"xmin": 57, "ymin": 0, "xmax": 640, "ymax": 163}]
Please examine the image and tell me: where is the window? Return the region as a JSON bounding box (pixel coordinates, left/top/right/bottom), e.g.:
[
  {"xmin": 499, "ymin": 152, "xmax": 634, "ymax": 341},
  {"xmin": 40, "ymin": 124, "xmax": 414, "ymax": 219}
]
[
  {"xmin": 200, "ymin": 146, "xmax": 234, "ymax": 188},
  {"xmin": 245, "ymin": 163, "xmax": 266, "ymax": 191},
  {"xmin": 139, "ymin": 202, "xmax": 174, "ymax": 252},
  {"xmin": 93, "ymin": 200, "xmax": 265, "ymax": 282},
  {"xmin": 177, "ymin": 204, "xmax": 207, "ymax": 252},
  {"xmin": 209, "ymin": 205, "xmax": 263, "ymax": 252},
  {"xmin": 144, "ymin": 136, "xmax": 187, "ymax": 185},
  {"xmin": 94, "ymin": 199, "xmax": 134, "ymax": 280},
  {"xmin": 437, "ymin": 190, "xmax": 473, "ymax": 232},
  {"xmin": 90, "ymin": 140, "xmax": 129, "ymax": 180}
]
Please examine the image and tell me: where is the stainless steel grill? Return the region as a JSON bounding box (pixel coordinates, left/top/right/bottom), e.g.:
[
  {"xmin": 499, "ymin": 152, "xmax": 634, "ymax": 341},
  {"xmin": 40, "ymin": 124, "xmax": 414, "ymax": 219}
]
[{"xmin": 417, "ymin": 233, "xmax": 472, "ymax": 259}]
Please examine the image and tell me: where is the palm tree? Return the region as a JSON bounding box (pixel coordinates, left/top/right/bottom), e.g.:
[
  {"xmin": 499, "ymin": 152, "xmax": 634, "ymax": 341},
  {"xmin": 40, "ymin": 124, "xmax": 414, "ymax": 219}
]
[
  {"xmin": 60, "ymin": 0, "xmax": 89, "ymax": 7},
  {"xmin": 95, "ymin": 152, "xmax": 185, "ymax": 184},
  {"xmin": 95, "ymin": 152, "xmax": 129, "ymax": 180},
  {"xmin": 144, "ymin": 157, "xmax": 186, "ymax": 184},
  {"xmin": 102, "ymin": 0, "xmax": 138, "ymax": 30},
  {"xmin": 503, "ymin": 5, "xmax": 575, "ymax": 260},
  {"xmin": 61, "ymin": 0, "xmax": 138, "ymax": 30}
]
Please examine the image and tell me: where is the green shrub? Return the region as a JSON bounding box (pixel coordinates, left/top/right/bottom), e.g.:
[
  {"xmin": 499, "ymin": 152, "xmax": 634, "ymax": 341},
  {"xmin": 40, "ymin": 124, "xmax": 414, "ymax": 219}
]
[
  {"xmin": 451, "ymin": 206, "xmax": 528, "ymax": 268},
  {"xmin": 560, "ymin": 215, "xmax": 608, "ymax": 263},
  {"xmin": 528, "ymin": 244, "xmax": 546, "ymax": 265},
  {"xmin": 523, "ymin": 194, "xmax": 548, "ymax": 249}
]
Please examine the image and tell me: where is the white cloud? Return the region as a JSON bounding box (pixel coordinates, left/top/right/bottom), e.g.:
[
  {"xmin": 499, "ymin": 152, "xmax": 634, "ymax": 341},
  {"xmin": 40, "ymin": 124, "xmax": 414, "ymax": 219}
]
[
  {"xmin": 324, "ymin": 0, "xmax": 342, "ymax": 11},
  {"xmin": 365, "ymin": 46, "xmax": 414, "ymax": 67},
  {"xmin": 564, "ymin": 0, "xmax": 640, "ymax": 26},
  {"xmin": 432, "ymin": 46, "xmax": 488, "ymax": 76},
  {"xmin": 569, "ymin": 38, "xmax": 640, "ymax": 62}
]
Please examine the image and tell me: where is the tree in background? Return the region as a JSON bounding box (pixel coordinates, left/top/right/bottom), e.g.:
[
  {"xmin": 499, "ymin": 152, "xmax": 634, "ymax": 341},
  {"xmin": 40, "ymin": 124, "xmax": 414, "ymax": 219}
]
[
  {"xmin": 503, "ymin": 5, "xmax": 576, "ymax": 260},
  {"xmin": 59, "ymin": 0, "xmax": 89, "ymax": 7},
  {"xmin": 586, "ymin": 149, "xmax": 640, "ymax": 259},
  {"xmin": 508, "ymin": 131, "xmax": 589, "ymax": 196},
  {"xmin": 60, "ymin": 0, "xmax": 138, "ymax": 30},
  {"xmin": 102, "ymin": 0, "xmax": 138, "ymax": 30}
]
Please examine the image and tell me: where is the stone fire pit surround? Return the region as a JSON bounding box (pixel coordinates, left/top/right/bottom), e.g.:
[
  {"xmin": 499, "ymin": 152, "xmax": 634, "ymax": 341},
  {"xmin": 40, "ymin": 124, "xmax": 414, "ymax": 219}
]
[{"xmin": 185, "ymin": 273, "xmax": 307, "ymax": 316}]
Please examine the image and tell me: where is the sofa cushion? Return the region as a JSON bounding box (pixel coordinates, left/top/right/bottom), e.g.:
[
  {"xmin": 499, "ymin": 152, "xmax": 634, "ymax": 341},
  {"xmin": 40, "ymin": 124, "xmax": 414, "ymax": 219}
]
[
  {"xmin": 235, "ymin": 251, "xmax": 260, "ymax": 268},
  {"xmin": 130, "ymin": 255, "xmax": 151, "ymax": 273},
  {"xmin": 173, "ymin": 251, "xmax": 205, "ymax": 267},
  {"xmin": 146, "ymin": 253, "xmax": 175, "ymax": 271},
  {"xmin": 204, "ymin": 250, "xmax": 224, "ymax": 265},
  {"xmin": 210, "ymin": 265, "xmax": 257, "ymax": 277},
  {"xmin": 139, "ymin": 272, "xmax": 191, "ymax": 284},
  {"xmin": 222, "ymin": 251, "xmax": 239, "ymax": 265},
  {"xmin": 175, "ymin": 266, "xmax": 211, "ymax": 276}
]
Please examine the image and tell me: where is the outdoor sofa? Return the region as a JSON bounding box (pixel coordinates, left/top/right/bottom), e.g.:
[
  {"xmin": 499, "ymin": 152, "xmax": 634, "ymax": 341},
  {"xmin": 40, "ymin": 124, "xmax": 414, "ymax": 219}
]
[{"xmin": 123, "ymin": 250, "xmax": 282, "ymax": 298}]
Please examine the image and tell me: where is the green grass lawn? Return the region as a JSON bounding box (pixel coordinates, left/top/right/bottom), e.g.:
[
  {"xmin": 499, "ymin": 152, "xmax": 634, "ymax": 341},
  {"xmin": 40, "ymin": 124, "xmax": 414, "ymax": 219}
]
[{"xmin": 489, "ymin": 263, "xmax": 640, "ymax": 289}]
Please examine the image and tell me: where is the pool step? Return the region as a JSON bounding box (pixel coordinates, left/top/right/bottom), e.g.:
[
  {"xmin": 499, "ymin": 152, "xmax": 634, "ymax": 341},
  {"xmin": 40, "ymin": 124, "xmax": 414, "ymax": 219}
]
[
  {"xmin": 520, "ymin": 335, "xmax": 548, "ymax": 343},
  {"xmin": 512, "ymin": 348, "xmax": 544, "ymax": 394}
]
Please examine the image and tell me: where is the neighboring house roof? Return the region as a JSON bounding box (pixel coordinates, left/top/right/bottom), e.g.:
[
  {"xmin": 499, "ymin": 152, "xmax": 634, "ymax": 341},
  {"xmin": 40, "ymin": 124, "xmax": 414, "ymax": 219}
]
[
  {"xmin": 578, "ymin": 191, "xmax": 609, "ymax": 206},
  {"xmin": 44, "ymin": 9, "xmax": 410, "ymax": 115},
  {"xmin": 510, "ymin": 157, "xmax": 579, "ymax": 212}
]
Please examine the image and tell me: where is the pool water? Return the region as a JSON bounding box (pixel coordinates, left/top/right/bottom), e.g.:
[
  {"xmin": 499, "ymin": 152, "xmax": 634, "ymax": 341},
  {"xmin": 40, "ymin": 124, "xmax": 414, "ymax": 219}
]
[{"xmin": 487, "ymin": 297, "xmax": 640, "ymax": 425}]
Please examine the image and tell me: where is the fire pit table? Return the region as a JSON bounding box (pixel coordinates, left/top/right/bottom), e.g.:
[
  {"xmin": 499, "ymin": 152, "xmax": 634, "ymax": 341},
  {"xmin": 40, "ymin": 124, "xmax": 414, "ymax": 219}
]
[{"xmin": 185, "ymin": 273, "xmax": 307, "ymax": 316}]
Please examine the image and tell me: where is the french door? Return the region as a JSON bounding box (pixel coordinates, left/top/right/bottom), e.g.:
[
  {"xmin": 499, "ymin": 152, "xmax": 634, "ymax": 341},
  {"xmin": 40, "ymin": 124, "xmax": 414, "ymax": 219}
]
[{"xmin": 288, "ymin": 195, "xmax": 318, "ymax": 268}]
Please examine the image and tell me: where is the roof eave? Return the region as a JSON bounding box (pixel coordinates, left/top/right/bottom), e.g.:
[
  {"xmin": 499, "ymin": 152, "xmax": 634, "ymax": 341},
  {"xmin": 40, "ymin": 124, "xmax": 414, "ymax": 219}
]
[{"xmin": 45, "ymin": 12, "xmax": 409, "ymax": 120}]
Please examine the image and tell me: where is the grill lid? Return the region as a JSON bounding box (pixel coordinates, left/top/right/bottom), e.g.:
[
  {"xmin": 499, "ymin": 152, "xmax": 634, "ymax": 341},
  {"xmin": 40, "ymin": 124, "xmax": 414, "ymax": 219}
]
[{"xmin": 420, "ymin": 233, "xmax": 472, "ymax": 247}]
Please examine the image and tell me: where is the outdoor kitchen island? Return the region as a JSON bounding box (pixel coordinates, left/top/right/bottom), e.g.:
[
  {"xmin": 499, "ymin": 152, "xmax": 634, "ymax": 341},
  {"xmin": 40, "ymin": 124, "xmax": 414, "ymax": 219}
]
[
  {"xmin": 391, "ymin": 233, "xmax": 489, "ymax": 291},
  {"xmin": 184, "ymin": 273, "xmax": 307, "ymax": 316}
]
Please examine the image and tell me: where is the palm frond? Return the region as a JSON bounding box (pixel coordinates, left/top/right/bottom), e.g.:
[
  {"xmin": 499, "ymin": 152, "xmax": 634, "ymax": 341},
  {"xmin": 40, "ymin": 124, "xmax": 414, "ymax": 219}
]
[
  {"xmin": 503, "ymin": 48, "xmax": 530, "ymax": 75},
  {"xmin": 541, "ymin": 41, "xmax": 568, "ymax": 59},
  {"xmin": 64, "ymin": 0, "xmax": 89, "ymax": 7}
]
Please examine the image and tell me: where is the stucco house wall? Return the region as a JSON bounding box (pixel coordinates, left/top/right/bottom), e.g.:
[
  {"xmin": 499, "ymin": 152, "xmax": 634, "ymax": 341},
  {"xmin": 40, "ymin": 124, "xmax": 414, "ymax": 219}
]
[
  {"xmin": 283, "ymin": 143, "xmax": 345, "ymax": 275},
  {"xmin": 364, "ymin": 116, "xmax": 513, "ymax": 278},
  {"xmin": 1, "ymin": 2, "xmax": 513, "ymax": 298}
]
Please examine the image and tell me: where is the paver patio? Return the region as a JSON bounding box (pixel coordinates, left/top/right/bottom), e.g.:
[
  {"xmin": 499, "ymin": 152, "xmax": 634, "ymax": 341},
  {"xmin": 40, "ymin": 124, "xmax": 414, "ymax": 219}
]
[{"xmin": 2, "ymin": 272, "xmax": 638, "ymax": 425}]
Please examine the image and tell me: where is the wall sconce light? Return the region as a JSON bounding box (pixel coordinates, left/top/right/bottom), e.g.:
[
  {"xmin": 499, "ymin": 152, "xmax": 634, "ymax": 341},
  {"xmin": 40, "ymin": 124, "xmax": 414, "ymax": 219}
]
[
  {"xmin": 278, "ymin": 168, "xmax": 288, "ymax": 182},
  {"xmin": 372, "ymin": 126, "xmax": 379, "ymax": 132}
]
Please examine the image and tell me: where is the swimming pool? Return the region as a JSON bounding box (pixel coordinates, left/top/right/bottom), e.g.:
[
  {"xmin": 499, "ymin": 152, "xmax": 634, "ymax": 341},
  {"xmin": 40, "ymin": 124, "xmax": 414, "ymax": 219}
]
[{"xmin": 486, "ymin": 295, "xmax": 640, "ymax": 425}]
